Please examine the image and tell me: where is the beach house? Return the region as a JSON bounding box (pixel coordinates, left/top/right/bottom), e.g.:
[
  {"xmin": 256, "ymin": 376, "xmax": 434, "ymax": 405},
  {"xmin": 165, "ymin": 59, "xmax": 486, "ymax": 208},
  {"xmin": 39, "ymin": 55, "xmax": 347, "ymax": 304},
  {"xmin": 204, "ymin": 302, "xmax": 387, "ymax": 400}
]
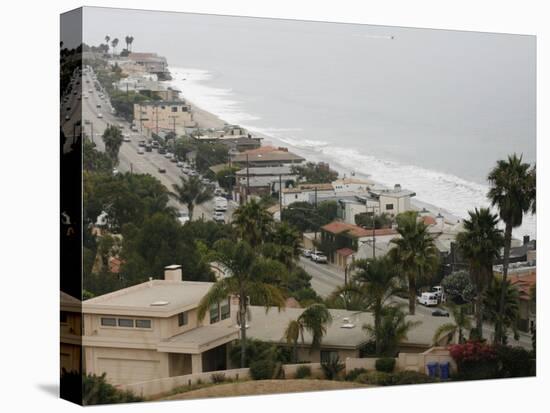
[{"xmin": 134, "ymin": 101, "xmax": 196, "ymax": 135}]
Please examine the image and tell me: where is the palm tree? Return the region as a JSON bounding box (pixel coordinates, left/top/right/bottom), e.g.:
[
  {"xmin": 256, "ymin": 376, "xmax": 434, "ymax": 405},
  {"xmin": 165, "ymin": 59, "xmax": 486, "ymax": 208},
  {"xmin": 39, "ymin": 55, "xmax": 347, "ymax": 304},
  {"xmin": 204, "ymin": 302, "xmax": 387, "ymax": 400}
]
[
  {"xmin": 487, "ymin": 154, "xmax": 535, "ymax": 342},
  {"xmin": 197, "ymin": 240, "xmax": 287, "ymax": 368},
  {"xmin": 264, "ymin": 221, "xmax": 302, "ymax": 268},
  {"xmin": 353, "ymin": 257, "xmax": 401, "ymax": 354},
  {"xmin": 456, "ymin": 208, "xmax": 504, "ymax": 338},
  {"xmin": 283, "ymin": 303, "xmax": 332, "ymax": 363},
  {"xmin": 111, "ymin": 38, "xmax": 119, "ymax": 56},
  {"xmin": 363, "ymin": 304, "xmax": 420, "ymax": 356},
  {"xmin": 483, "ymin": 278, "xmax": 520, "ymax": 345},
  {"xmin": 125, "ymin": 35, "xmax": 130, "ymax": 53},
  {"xmin": 232, "ymin": 198, "xmax": 273, "ymax": 247},
  {"xmin": 128, "ymin": 36, "xmax": 134, "ymax": 52},
  {"xmin": 104, "ymin": 35, "xmax": 110, "ymax": 53},
  {"xmin": 102, "ymin": 125, "xmax": 123, "ymax": 165},
  {"xmin": 388, "ymin": 211, "xmax": 439, "ymax": 315},
  {"xmin": 170, "ymin": 175, "xmax": 213, "ymax": 221},
  {"xmin": 432, "ymin": 303, "xmax": 472, "ymax": 345}
]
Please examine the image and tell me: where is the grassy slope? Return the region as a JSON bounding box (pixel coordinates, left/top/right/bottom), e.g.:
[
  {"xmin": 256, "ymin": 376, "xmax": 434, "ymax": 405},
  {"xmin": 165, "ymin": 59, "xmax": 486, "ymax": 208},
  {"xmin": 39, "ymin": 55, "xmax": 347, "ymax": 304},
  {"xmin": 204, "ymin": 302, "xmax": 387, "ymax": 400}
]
[{"xmin": 163, "ymin": 379, "xmax": 370, "ymax": 401}]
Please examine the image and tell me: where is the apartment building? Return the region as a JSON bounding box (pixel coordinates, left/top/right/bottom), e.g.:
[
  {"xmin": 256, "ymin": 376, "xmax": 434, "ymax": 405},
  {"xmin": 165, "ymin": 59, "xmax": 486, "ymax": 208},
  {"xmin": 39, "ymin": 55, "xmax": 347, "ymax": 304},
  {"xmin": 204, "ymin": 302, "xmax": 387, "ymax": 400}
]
[
  {"xmin": 82, "ymin": 265, "xmax": 238, "ymax": 385},
  {"xmin": 133, "ymin": 101, "xmax": 196, "ymax": 134}
]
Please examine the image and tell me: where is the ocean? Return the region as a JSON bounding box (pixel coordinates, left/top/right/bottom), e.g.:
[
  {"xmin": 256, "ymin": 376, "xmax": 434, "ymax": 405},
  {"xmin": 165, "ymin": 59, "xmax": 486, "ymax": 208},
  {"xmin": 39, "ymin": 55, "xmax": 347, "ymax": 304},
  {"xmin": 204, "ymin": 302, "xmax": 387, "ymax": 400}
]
[{"xmin": 83, "ymin": 9, "xmax": 537, "ymax": 238}]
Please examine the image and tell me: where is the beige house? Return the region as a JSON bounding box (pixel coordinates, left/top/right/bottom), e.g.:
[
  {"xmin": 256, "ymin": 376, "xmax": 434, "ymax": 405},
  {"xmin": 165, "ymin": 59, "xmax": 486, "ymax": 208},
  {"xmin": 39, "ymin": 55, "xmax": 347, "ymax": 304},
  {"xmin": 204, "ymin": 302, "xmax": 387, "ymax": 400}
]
[
  {"xmin": 133, "ymin": 101, "xmax": 196, "ymax": 134},
  {"xmin": 247, "ymin": 307, "xmax": 452, "ymax": 362},
  {"xmin": 82, "ymin": 265, "xmax": 238, "ymax": 385}
]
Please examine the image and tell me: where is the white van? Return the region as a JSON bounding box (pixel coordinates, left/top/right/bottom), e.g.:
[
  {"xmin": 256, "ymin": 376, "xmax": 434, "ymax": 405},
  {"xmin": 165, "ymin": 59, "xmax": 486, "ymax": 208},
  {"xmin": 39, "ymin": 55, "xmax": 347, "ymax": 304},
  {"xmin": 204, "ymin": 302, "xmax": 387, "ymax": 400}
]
[
  {"xmin": 417, "ymin": 292, "xmax": 439, "ymax": 306},
  {"xmin": 214, "ymin": 197, "xmax": 228, "ymax": 212}
]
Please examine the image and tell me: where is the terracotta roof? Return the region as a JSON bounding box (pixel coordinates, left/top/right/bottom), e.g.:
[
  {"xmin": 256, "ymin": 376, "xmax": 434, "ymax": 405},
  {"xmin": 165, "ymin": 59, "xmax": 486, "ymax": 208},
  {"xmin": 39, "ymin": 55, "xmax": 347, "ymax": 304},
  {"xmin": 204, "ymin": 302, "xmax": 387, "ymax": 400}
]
[
  {"xmin": 422, "ymin": 216, "xmax": 437, "ymax": 226},
  {"xmin": 336, "ymin": 248, "xmax": 355, "ymax": 257},
  {"xmin": 108, "ymin": 257, "xmax": 124, "ymax": 274},
  {"xmin": 322, "ymin": 221, "xmax": 397, "ymax": 238},
  {"xmin": 509, "ymin": 271, "xmax": 536, "ymax": 301},
  {"xmin": 285, "ymin": 297, "xmax": 302, "ymax": 308}
]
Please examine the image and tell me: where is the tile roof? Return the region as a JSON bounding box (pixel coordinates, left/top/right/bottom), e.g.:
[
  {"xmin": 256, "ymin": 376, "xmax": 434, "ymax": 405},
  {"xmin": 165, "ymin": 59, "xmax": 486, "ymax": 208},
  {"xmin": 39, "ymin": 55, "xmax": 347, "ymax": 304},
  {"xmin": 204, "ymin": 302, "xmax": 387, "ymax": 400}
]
[
  {"xmin": 321, "ymin": 221, "xmax": 397, "ymax": 238},
  {"xmin": 509, "ymin": 271, "xmax": 536, "ymax": 300},
  {"xmin": 336, "ymin": 248, "xmax": 355, "ymax": 257}
]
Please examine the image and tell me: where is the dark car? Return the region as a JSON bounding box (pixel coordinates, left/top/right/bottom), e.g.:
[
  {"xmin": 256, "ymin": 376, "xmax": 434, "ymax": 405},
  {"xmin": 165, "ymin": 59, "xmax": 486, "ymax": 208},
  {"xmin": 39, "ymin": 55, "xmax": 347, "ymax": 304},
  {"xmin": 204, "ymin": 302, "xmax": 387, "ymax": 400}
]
[
  {"xmin": 431, "ymin": 309, "xmax": 450, "ymax": 317},
  {"xmin": 158, "ymin": 167, "xmax": 166, "ymax": 174},
  {"xmin": 158, "ymin": 147, "xmax": 166, "ymax": 155}
]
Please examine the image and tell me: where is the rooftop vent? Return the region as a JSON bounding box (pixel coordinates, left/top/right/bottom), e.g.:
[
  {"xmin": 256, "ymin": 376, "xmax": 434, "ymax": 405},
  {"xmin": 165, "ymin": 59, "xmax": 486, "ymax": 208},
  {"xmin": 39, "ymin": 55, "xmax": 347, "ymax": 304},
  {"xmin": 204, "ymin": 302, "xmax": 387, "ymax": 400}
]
[
  {"xmin": 150, "ymin": 300, "xmax": 169, "ymax": 306},
  {"xmin": 340, "ymin": 317, "xmax": 356, "ymax": 329}
]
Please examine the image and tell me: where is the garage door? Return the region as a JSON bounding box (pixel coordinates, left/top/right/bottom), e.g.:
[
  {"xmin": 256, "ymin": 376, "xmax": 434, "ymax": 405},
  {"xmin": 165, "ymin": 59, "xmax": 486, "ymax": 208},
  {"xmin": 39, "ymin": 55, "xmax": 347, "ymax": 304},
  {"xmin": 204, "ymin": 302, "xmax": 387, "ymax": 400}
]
[{"xmin": 97, "ymin": 358, "xmax": 160, "ymax": 385}]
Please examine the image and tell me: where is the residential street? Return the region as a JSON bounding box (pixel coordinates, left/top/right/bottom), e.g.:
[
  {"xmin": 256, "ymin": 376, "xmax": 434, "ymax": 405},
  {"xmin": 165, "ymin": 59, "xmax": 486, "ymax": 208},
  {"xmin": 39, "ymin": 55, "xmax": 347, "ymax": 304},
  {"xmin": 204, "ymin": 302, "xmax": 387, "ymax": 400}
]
[{"xmin": 301, "ymin": 257, "xmax": 533, "ymax": 349}]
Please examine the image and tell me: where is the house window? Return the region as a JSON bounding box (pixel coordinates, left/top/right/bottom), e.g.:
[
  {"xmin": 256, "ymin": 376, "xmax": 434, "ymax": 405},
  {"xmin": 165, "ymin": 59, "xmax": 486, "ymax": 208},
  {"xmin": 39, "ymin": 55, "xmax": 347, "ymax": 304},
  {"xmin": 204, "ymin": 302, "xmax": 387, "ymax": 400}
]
[
  {"xmin": 221, "ymin": 298, "xmax": 231, "ymax": 320},
  {"xmin": 135, "ymin": 319, "xmax": 152, "ymax": 329},
  {"xmin": 178, "ymin": 312, "xmax": 188, "ymax": 326},
  {"xmin": 100, "ymin": 317, "xmax": 116, "ymax": 327},
  {"xmin": 320, "ymin": 350, "xmax": 339, "ymax": 363},
  {"xmin": 60, "ymin": 311, "xmax": 68, "ymax": 324},
  {"xmin": 181, "ymin": 106, "xmax": 188, "ymax": 112},
  {"xmin": 171, "ymin": 106, "xmax": 178, "ymax": 112},
  {"xmin": 385, "ymin": 203, "xmax": 394, "ymax": 210},
  {"xmin": 161, "ymin": 105, "xmax": 166, "ymax": 110},
  {"xmin": 210, "ymin": 302, "xmax": 220, "ymax": 324},
  {"xmin": 118, "ymin": 318, "xmax": 134, "ymax": 328}
]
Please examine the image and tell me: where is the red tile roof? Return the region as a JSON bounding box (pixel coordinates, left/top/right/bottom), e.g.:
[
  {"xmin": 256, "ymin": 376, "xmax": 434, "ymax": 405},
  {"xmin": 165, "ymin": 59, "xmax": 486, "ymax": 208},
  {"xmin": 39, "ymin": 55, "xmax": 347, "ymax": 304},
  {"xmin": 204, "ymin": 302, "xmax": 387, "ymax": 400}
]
[
  {"xmin": 321, "ymin": 221, "xmax": 397, "ymax": 238},
  {"xmin": 336, "ymin": 248, "xmax": 355, "ymax": 257},
  {"xmin": 509, "ymin": 271, "xmax": 536, "ymax": 301},
  {"xmin": 422, "ymin": 216, "xmax": 437, "ymax": 226}
]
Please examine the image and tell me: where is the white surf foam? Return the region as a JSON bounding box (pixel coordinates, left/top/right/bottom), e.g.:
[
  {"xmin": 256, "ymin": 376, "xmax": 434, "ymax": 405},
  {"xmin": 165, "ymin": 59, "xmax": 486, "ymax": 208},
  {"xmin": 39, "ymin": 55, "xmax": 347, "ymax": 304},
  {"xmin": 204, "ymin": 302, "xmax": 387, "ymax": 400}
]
[{"xmin": 164, "ymin": 67, "xmax": 536, "ymax": 239}]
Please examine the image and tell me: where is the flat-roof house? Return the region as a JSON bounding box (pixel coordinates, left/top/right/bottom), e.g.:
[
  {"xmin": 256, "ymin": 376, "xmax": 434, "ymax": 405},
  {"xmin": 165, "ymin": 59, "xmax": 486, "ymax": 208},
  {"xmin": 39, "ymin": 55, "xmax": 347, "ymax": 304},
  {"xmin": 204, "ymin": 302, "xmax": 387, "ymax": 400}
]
[
  {"xmin": 134, "ymin": 101, "xmax": 196, "ymax": 136},
  {"xmin": 247, "ymin": 306, "xmax": 452, "ymax": 361},
  {"xmin": 368, "ymin": 184, "xmax": 416, "ymax": 217},
  {"xmin": 82, "ymin": 265, "xmax": 238, "ymax": 385},
  {"xmin": 235, "ymin": 165, "xmax": 298, "ymax": 200},
  {"xmin": 230, "ymin": 146, "xmax": 305, "ymax": 168}
]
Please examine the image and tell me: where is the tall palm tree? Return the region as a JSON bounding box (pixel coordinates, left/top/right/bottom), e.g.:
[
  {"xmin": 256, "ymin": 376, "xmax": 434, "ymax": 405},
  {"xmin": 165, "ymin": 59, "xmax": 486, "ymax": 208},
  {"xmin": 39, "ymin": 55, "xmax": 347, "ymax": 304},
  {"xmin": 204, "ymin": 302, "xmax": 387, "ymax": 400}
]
[
  {"xmin": 125, "ymin": 35, "xmax": 130, "ymax": 53},
  {"xmin": 170, "ymin": 175, "xmax": 213, "ymax": 220},
  {"xmin": 104, "ymin": 35, "xmax": 110, "ymax": 53},
  {"xmin": 432, "ymin": 303, "xmax": 472, "ymax": 345},
  {"xmin": 102, "ymin": 125, "xmax": 123, "ymax": 165},
  {"xmin": 388, "ymin": 211, "xmax": 439, "ymax": 315},
  {"xmin": 483, "ymin": 278, "xmax": 520, "ymax": 345},
  {"xmin": 283, "ymin": 303, "xmax": 332, "ymax": 363},
  {"xmin": 111, "ymin": 38, "xmax": 119, "ymax": 56},
  {"xmin": 197, "ymin": 240, "xmax": 287, "ymax": 368},
  {"xmin": 487, "ymin": 154, "xmax": 534, "ymax": 342},
  {"xmin": 456, "ymin": 208, "xmax": 504, "ymax": 338},
  {"xmin": 363, "ymin": 304, "xmax": 420, "ymax": 356},
  {"xmin": 353, "ymin": 257, "xmax": 401, "ymax": 354},
  {"xmin": 232, "ymin": 198, "xmax": 273, "ymax": 247},
  {"xmin": 128, "ymin": 36, "xmax": 134, "ymax": 52}
]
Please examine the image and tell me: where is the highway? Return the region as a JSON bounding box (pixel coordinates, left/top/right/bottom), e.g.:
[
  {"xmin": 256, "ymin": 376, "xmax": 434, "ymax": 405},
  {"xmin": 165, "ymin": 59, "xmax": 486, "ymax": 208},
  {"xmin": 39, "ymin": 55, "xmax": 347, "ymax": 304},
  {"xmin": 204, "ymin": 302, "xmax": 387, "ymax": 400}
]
[{"xmin": 61, "ymin": 66, "xmax": 236, "ymax": 223}]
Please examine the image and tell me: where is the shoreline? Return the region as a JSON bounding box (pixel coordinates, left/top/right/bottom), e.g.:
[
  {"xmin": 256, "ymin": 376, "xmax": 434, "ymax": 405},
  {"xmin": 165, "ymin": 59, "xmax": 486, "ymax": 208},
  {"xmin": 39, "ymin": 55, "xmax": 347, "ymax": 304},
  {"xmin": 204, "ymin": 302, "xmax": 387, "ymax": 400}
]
[{"xmin": 164, "ymin": 66, "xmax": 534, "ymax": 238}]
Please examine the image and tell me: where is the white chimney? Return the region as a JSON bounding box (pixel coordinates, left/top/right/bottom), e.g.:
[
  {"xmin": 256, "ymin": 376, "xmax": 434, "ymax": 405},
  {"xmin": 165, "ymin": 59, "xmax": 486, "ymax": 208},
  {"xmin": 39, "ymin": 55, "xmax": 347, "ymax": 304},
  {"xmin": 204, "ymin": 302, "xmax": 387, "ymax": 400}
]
[{"xmin": 164, "ymin": 265, "xmax": 182, "ymax": 282}]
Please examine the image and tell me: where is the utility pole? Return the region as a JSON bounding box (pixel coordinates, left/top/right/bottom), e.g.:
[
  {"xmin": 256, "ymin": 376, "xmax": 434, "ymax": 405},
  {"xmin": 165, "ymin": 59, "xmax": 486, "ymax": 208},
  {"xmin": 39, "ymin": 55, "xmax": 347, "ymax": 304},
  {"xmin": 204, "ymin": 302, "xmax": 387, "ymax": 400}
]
[
  {"xmin": 246, "ymin": 153, "xmax": 250, "ymax": 201},
  {"xmin": 279, "ymin": 173, "xmax": 283, "ymax": 218},
  {"xmin": 155, "ymin": 105, "xmax": 159, "ymax": 134},
  {"xmin": 314, "ymin": 186, "xmax": 318, "ymax": 209},
  {"xmin": 91, "ymin": 122, "xmax": 94, "ymax": 144}
]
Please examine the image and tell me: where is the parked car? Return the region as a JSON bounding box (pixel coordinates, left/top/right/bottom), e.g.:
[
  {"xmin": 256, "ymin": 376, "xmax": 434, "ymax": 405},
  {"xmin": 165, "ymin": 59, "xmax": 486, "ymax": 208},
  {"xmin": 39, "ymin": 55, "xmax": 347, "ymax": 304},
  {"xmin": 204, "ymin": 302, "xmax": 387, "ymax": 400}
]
[
  {"xmin": 301, "ymin": 248, "xmax": 312, "ymax": 258},
  {"xmin": 431, "ymin": 309, "xmax": 450, "ymax": 317},
  {"xmin": 138, "ymin": 140, "xmax": 146, "ymax": 147},
  {"xmin": 177, "ymin": 210, "xmax": 190, "ymax": 225},
  {"xmin": 137, "ymin": 148, "xmax": 145, "ymax": 154},
  {"xmin": 123, "ymin": 135, "xmax": 131, "ymax": 142},
  {"xmin": 311, "ymin": 251, "xmax": 328, "ymax": 263},
  {"xmin": 158, "ymin": 147, "xmax": 166, "ymax": 155},
  {"xmin": 158, "ymin": 167, "xmax": 166, "ymax": 173},
  {"xmin": 212, "ymin": 211, "xmax": 225, "ymax": 223},
  {"xmin": 214, "ymin": 197, "xmax": 228, "ymax": 212},
  {"xmin": 176, "ymin": 161, "xmax": 184, "ymax": 167},
  {"xmin": 145, "ymin": 144, "xmax": 152, "ymax": 152},
  {"xmin": 97, "ymin": 113, "xmax": 103, "ymax": 118},
  {"xmin": 96, "ymin": 104, "xmax": 101, "ymax": 108},
  {"xmin": 64, "ymin": 115, "xmax": 70, "ymax": 121}
]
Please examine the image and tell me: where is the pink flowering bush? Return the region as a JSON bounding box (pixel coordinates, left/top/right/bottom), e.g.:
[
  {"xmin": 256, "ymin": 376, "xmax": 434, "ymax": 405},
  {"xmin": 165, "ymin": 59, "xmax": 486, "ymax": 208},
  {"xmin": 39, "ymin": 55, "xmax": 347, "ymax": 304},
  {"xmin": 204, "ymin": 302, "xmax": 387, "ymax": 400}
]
[{"xmin": 448, "ymin": 341, "xmax": 498, "ymax": 380}]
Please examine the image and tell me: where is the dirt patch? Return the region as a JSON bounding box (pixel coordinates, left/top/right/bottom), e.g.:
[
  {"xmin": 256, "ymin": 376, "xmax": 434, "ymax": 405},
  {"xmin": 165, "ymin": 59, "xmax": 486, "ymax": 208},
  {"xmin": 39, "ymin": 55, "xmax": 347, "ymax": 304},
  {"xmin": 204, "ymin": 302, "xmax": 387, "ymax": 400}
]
[{"xmin": 164, "ymin": 379, "xmax": 370, "ymax": 400}]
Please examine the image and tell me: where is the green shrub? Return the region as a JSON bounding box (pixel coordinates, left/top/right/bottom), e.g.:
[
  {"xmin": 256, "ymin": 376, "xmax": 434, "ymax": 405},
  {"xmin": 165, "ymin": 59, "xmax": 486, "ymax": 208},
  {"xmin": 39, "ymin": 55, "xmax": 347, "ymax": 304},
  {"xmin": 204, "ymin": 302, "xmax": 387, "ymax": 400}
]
[
  {"xmin": 345, "ymin": 368, "xmax": 368, "ymax": 382},
  {"xmin": 356, "ymin": 371, "xmax": 393, "ymax": 386},
  {"xmin": 390, "ymin": 370, "xmax": 436, "ymax": 385},
  {"xmin": 210, "ymin": 373, "xmax": 226, "ymax": 383},
  {"xmin": 375, "ymin": 358, "xmax": 396, "ymax": 373},
  {"xmin": 250, "ymin": 359, "xmax": 276, "ymax": 380},
  {"xmin": 321, "ymin": 356, "xmax": 345, "ymax": 380},
  {"xmin": 295, "ymin": 365, "xmax": 312, "ymax": 379},
  {"xmin": 495, "ymin": 345, "xmax": 535, "ymax": 378}
]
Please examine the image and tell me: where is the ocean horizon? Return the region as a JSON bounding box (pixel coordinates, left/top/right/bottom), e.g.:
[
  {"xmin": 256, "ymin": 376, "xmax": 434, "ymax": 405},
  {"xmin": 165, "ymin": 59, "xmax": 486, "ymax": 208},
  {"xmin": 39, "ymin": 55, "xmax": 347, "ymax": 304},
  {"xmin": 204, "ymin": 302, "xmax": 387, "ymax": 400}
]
[{"xmin": 83, "ymin": 9, "xmax": 536, "ymax": 239}]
